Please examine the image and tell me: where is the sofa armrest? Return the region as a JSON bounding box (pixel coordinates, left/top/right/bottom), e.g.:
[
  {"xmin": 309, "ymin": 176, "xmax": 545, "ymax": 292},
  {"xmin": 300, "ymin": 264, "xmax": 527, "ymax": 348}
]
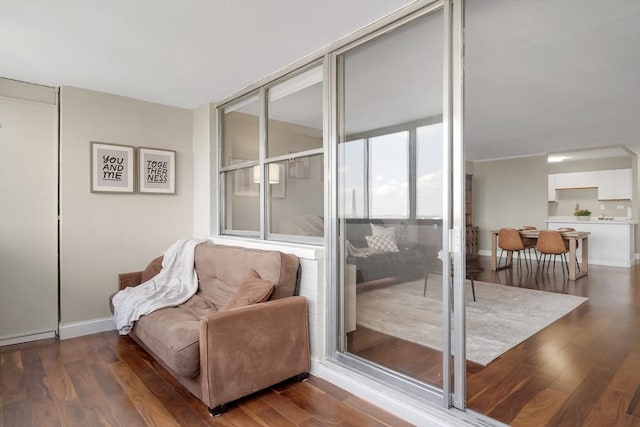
[
  {"xmin": 117, "ymin": 271, "xmax": 143, "ymax": 291},
  {"xmin": 199, "ymin": 296, "xmax": 310, "ymax": 408}
]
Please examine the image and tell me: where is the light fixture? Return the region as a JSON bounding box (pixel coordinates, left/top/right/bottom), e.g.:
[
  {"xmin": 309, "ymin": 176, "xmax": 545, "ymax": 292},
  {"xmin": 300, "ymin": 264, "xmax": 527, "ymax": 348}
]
[
  {"xmin": 253, "ymin": 164, "xmax": 281, "ymax": 184},
  {"xmin": 547, "ymin": 155, "xmax": 567, "ymax": 163}
]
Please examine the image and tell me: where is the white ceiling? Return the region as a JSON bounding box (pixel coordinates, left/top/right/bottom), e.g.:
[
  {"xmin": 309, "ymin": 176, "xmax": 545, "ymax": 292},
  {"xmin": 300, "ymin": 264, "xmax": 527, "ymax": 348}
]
[
  {"xmin": 2, "ymin": 0, "xmax": 639, "ymax": 160},
  {"xmin": 464, "ymin": 0, "xmax": 640, "ymax": 160},
  {"xmin": 0, "ymin": 0, "xmax": 410, "ymax": 108}
]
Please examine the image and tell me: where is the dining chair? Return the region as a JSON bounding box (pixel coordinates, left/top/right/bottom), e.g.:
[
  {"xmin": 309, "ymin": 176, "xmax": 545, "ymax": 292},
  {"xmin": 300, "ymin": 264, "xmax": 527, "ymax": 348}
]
[
  {"xmin": 520, "ymin": 226, "xmax": 539, "ymax": 263},
  {"xmin": 536, "ymin": 230, "xmax": 569, "ymax": 277},
  {"xmin": 423, "ymin": 253, "xmax": 479, "ymax": 302},
  {"xmin": 498, "ymin": 228, "xmax": 529, "ymax": 270}
]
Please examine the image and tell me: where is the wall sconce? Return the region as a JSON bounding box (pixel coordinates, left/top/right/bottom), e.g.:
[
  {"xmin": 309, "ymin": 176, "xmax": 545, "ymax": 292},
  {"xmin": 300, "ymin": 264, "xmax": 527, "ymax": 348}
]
[{"xmin": 253, "ymin": 164, "xmax": 281, "ymax": 184}]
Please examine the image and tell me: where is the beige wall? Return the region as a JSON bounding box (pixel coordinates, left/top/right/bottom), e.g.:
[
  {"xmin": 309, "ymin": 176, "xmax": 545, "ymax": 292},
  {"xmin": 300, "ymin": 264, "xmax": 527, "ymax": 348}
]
[
  {"xmin": 59, "ymin": 86, "xmax": 193, "ymax": 324},
  {"xmin": 472, "ymin": 155, "xmax": 548, "ymax": 252}
]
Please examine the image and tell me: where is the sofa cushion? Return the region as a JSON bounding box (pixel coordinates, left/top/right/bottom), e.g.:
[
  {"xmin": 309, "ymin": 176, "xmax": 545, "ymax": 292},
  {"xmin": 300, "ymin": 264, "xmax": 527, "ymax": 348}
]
[
  {"xmin": 195, "ymin": 244, "xmax": 299, "ymax": 309},
  {"xmin": 221, "ymin": 270, "xmax": 274, "ymax": 311},
  {"xmin": 141, "ymin": 256, "xmax": 163, "ymax": 283},
  {"xmin": 132, "ymin": 296, "xmax": 217, "ymax": 378}
]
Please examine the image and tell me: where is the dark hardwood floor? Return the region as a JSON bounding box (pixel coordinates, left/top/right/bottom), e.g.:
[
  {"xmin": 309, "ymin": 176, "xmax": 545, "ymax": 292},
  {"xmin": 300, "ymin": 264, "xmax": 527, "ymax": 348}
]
[
  {"xmin": 0, "ymin": 331, "xmax": 411, "ymax": 427},
  {"xmin": 3, "ymin": 257, "xmax": 639, "ymax": 426},
  {"xmin": 349, "ymin": 256, "xmax": 640, "ymax": 426}
]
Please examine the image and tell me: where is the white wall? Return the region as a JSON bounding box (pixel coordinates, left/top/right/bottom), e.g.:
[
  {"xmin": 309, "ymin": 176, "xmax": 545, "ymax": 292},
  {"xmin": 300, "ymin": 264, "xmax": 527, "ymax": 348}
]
[
  {"xmin": 193, "ymin": 103, "xmax": 214, "ymax": 238},
  {"xmin": 59, "ymin": 86, "xmax": 193, "ymax": 329},
  {"xmin": 0, "ymin": 79, "xmax": 58, "ymax": 344}
]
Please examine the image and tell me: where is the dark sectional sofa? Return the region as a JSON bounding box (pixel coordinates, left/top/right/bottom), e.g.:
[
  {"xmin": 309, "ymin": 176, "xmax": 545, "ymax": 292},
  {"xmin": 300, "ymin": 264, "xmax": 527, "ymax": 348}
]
[{"xmin": 344, "ymin": 218, "xmax": 442, "ymax": 284}]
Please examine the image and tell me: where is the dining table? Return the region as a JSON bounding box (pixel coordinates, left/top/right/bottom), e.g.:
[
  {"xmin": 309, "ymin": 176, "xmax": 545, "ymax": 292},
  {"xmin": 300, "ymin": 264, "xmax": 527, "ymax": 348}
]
[{"xmin": 489, "ymin": 229, "xmax": 590, "ymax": 280}]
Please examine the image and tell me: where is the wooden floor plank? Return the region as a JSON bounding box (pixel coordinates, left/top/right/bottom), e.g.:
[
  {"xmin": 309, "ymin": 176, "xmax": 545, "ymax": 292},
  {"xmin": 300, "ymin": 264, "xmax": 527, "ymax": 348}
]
[
  {"xmin": 64, "ymin": 360, "xmax": 102, "ymax": 400},
  {"xmin": 487, "ymin": 373, "xmax": 554, "ymax": 423},
  {"xmin": 0, "ymin": 351, "xmax": 26, "ymax": 404},
  {"xmin": 582, "ymin": 389, "xmax": 636, "ymax": 427},
  {"xmin": 545, "ymin": 367, "xmax": 615, "ymax": 426},
  {"xmin": 2, "ymin": 400, "xmax": 33, "ymax": 427},
  {"xmin": 510, "ymin": 388, "xmax": 569, "ymax": 427},
  {"xmin": 259, "ymin": 389, "xmax": 314, "ymax": 425},
  {"xmin": 39, "ymin": 344, "xmax": 78, "ymax": 402},
  {"xmin": 56, "ymin": 399, "xmax": 92, "ymax": 427},
  {"xmin": 254, "ymin": 406, "xmax": 298, "ymax": 427},
  {"xmin": 109, "ymin": 360, "xmax": 181, "ymax": 427},
  {"xmin": 280, "ymin": 381, "xmax": 385, "ymax": 427},
  {"xmin": 343, "ymin": 395, "xmax": 414, "ymax": 427}
]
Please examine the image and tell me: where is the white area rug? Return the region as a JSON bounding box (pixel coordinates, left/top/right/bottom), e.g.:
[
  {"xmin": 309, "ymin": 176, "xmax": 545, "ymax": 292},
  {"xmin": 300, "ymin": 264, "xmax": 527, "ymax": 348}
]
[{"xmin": 356, "ymin": 276, "xmax": 588, "ymax": 365}]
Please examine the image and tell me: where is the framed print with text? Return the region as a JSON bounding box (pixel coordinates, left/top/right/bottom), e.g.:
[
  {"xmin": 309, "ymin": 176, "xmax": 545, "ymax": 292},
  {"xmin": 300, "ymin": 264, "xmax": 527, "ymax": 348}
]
[
  {"xmin": 138, "ymin": 147, "xmax": 176, "ymax": 194},
  {"xmin": 90, "ymin": 141, "xmax": 135, "ymax": 193}
]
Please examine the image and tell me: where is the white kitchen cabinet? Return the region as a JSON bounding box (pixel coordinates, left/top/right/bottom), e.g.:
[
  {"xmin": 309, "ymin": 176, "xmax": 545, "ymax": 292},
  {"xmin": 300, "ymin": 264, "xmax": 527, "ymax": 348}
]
[
  {"xmin": 598, "ymin": 169, "xmax": 632, "ymax": 200},
  {"xmin": 548, "ymin": 174, "xmax": 556, "ymax": 202},
  {"xmin": 553, "ymin": 171, "xmax": 598, "ymax": 189}
]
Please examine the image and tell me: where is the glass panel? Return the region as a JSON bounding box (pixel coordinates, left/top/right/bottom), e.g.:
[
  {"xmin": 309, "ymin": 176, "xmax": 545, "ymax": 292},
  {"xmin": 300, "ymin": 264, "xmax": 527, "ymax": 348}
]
[
  {"xmin": 268, "ymin": 67, "xmax": 323, "ymax": 158},
  {"xmin": 369, "ymin": 131, "xmax": 409, "ymax": 218},
  {"xmin": 268, "ymin": 154, "xmax": 324, "ymax": 237},
  {"xmin": 417, "ymin": 123, "xmax": 444, "ymax": 218},
  {"xmin": 221, "ymin": 95, "xmax": 260, "ymax": 167},
  {"xmin": 341, "ymin": 139, "xmax": 366, "ymax": 218},
  {"xmin": 338, "ymin": 9, "xmax": 445, "ymax": 391},
  {"xmin": 223, "ymin": 168, "xmax": 259, "ymax": 232}
]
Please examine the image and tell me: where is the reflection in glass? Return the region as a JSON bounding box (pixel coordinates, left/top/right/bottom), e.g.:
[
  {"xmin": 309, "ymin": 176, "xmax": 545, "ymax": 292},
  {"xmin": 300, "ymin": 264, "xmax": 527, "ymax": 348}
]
[
  {"xmin": 268, "ymin": 66, "xmax": 323, "ymax": 158},
  {"xmin": 341, "ymin": 139, "xmax": 365, "ymax": 218},
  {"xmin": 369, "ymin": 131, "xmax": 409, "ymax": 218},
  {"xmin": 269, "ymin": 154, "xmax": 324, "ymax": 238},
  {"xmin": 224, "ymin": 168, "xmax": 259, "ymax": 232},
  {"xmin": 221, "ymin": 95, "xmax": 260, "ymax": 167},
  {"xmin": 417, "ymin": 123, "xmax": 444, "ymax": 218}
]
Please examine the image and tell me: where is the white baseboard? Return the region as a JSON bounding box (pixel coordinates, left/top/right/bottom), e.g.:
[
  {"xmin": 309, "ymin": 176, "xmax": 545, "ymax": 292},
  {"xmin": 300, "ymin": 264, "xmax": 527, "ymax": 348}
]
[
  {"xmin": 0, "ymin": 330, "xmax": 57, "ymax": 347},
  {"xmin": 59, "ymin": 317, "xmax": 116, "ymax": 340}
]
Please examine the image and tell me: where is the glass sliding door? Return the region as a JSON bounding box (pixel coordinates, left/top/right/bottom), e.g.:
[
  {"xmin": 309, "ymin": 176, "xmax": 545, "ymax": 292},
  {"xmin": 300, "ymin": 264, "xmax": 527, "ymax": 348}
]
[{"xmin": 333, "ymin": 2, "xmax": 463, "ymax": 404}]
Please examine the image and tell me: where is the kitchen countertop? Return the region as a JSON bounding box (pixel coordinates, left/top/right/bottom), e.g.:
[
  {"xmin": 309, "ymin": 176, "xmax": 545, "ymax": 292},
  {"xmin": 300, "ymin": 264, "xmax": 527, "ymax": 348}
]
[{"xmin": 547, "ymin": 216, "xmax": 638, "ymax": 225}]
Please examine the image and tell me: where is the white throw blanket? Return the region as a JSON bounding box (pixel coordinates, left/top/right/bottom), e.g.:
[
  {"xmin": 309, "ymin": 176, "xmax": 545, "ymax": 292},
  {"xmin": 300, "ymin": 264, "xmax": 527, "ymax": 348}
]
[{"xmin": 112, "ymin": 238, "xmax": 207, "ymax": 335}]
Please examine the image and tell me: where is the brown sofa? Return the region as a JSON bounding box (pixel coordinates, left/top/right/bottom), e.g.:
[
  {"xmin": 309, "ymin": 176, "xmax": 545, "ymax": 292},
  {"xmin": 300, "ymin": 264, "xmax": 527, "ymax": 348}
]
[{"xmin": 112, "ymin": 243, "xmax": 310, "ymax": 416}]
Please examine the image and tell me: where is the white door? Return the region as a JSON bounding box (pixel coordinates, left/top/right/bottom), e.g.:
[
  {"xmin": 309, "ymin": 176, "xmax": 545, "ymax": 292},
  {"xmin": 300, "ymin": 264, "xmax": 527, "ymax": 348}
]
[{"xmin": 0, "ymin": 94, "xmax": 58, "ymax": 344}]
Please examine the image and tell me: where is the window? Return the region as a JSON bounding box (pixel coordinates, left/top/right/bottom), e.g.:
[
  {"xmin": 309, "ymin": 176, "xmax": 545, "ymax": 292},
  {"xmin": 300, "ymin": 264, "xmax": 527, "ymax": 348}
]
[
  {"xmin": 369, "ymin": 131, "xmax": 409, "ymax": 218},
  {"xmin": 220, "ymin": 95, "xmax": 261, "ymax": 233},
  {"xmin": 417, "ymin": 122, "xmax": 443, "ymax": 218},
  {"xmin": 340, "ymin": 123, "xmax": 442, "ymax": 220},
  {"xmin": 340, "ymin": 139, "xmax": 366, "ymax": 218},
  {"xmin": 221, "ymin": 94, "xmax": 259, "ymax": 166},
  {"xmin": 219, "ymin": 65, "xmax": 324, "ymax": 242}
]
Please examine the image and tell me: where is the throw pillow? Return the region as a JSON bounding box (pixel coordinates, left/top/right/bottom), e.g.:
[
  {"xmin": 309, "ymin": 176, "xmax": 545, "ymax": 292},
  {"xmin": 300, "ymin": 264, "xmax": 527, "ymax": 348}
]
[
  {"xmin": 370, "ymin": 223, "xmax": 396, "ymax": 238},
  {"xmin": 220, "ymin": 269, "xmax": 275, "ymax": 311},
  {"xmin": 366, "ymin": 234, "xmax": 400, "ymax": 253}
]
